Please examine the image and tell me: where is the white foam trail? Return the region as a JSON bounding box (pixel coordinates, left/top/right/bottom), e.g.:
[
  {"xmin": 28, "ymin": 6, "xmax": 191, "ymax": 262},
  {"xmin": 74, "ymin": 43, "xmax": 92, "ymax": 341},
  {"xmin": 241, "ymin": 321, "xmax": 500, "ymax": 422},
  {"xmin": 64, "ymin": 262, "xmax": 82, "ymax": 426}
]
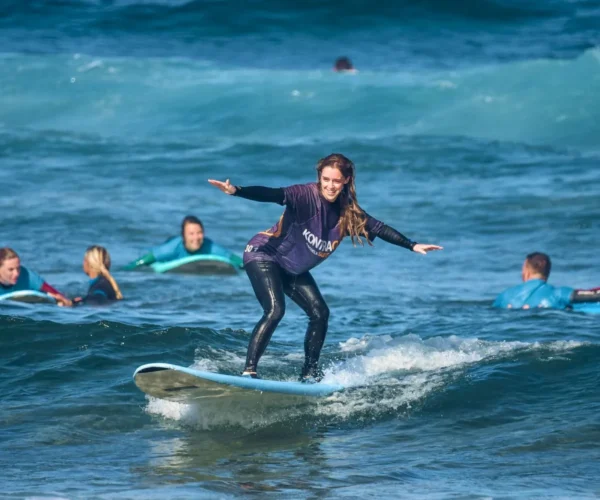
[
  {"xmin": 145, "ymin": 395, "xmax": 308, "ymax": 430},
  {"xmin": 326, "ymin": 334, "xmax": 535, "ymax": 387},
  {"xmin": 77, "ymin": 59, "xmax": 103, "ymax": 73}
]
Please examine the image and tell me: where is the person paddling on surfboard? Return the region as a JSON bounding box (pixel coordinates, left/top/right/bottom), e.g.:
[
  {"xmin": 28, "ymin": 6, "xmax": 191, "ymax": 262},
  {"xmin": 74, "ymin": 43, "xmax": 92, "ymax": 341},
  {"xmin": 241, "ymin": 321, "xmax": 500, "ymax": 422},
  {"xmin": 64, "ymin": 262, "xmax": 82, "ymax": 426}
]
[
  {"xmin": 123, "ymin": 215, "xmax": 244, "ymax": 270},
  {"xmin": 73, "ymin": 246, "xmax": 124, "ymax": 305},
  {"xmin": 0, "ymin": 247, "xmax": 72, "ymax": 306},
  {"xmin": 493, "ymin": 252, "xmax": 600, "ymax": 310},
  {"xmin": 209, "ymin": 153, "xmax": 443, "ymax": 382}
]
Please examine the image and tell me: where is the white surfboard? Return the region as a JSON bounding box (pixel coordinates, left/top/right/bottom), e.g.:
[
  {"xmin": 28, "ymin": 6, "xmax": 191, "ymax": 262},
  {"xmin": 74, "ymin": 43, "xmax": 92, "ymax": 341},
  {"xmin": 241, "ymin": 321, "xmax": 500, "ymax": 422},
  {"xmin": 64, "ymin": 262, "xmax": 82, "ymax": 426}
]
[
  {"xmin": 133, "ymin": 363, "xmax": 343, "ymax": 404},
  {"xmin": 0, "ymin": 290, "xmax": 57, "ymax": 304}
]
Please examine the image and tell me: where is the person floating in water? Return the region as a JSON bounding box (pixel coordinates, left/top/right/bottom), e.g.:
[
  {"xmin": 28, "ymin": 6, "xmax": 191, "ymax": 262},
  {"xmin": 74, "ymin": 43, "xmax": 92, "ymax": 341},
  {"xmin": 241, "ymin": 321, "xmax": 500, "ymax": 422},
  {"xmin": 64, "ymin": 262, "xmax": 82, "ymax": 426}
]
[
  {"xmin": 73, "ymin": 246, "xmax": 123, "ymax": 305},
  {"xmin": 209, "ymin": 153, "xmax": 443, "ymax": 382},
  {"xmin": 333, "ymin": 56, "xmax": 357, "ymax": 73},
  {"xmin": 493, "ymin": 252, "xmax": 600, "ymax": 310},
  {"xmin": 0, "ymin": 247, "xmax": 71, "ymax": 306},
  {"xmin": 123, "ymin": 215, "xmax": 244, "ymax": 270}
]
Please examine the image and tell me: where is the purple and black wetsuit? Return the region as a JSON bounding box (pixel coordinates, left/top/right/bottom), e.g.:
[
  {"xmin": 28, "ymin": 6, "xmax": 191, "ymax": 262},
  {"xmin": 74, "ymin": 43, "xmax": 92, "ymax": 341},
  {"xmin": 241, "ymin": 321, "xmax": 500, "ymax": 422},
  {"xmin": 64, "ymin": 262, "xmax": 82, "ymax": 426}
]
[{"xmin": 234, "ymin": 182, "xmax": 417, "ymax": 380}]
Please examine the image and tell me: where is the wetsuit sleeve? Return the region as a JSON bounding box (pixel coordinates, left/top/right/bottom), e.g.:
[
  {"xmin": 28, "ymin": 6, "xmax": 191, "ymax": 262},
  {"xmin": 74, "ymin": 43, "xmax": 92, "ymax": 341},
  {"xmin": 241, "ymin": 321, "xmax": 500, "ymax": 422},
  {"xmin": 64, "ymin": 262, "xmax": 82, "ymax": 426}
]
[
  {"xmin": 122, "ymin": 252, "xmax": 156, "ymax": 270},
  {"xmin": 233, "ymin": 186, "xmax": 285, "ymax": 205},
  {"xmin": 41, "ymin": 282, "xmax": 63, "ymax": 296},
  {"xmin": 23, "ymin": 268, "xmax": 45, "ymax": 291},
  {"xmin": 282, "ymin": 184, "xmax": 316, "ymax": 212},
  {"xmin": 363, "ymin": 213, "xmax": 416, "ymax": 251},
  {"xmin": 151, "ymin": 237, "xmax": 183, "ymax": 262},
  {"xmin": 376, "ymin": 225, "xmax": 417, "ymax": 251},
  {"xmin": 492, "ymin": 292, "xmax": 506, "ymax": 308},
  {"xmin": 570, "ymin": 288, "xmax": 600, "ymax": 304},
  {"xmin": 24, "ymin": 268, "xmax": 66, "ymax": 298}
]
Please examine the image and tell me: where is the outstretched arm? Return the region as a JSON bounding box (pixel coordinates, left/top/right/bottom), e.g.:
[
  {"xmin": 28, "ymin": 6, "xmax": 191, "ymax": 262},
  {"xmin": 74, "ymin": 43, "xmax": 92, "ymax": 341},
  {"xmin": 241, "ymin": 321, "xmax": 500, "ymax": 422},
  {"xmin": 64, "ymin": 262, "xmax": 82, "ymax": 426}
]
[
  {"xmin": 376, "ymin": 225, "xmax": 417, "ymax": 251},
  {"xmin": 570, "ymin": 288, "xmax": 600, "ymax": 304},
  {"xmin": 376, "ymin": 225, "xmax": 443, "ymax": 254},
  {"xmin": 41, "ymin": 282, "xmax": 72, "ymax": 307},
  {"xmin": 208, "ymin": 179, "xmax": 284, "ymax": 205}
]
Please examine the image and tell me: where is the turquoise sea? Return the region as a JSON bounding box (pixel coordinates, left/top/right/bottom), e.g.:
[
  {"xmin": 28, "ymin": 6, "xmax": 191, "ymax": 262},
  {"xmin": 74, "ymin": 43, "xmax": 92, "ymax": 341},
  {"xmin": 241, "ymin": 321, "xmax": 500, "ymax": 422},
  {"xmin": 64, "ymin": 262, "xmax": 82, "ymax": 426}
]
[{"xmin": 1, "ymin": 1, "xmax": 599, "ymax": 498}]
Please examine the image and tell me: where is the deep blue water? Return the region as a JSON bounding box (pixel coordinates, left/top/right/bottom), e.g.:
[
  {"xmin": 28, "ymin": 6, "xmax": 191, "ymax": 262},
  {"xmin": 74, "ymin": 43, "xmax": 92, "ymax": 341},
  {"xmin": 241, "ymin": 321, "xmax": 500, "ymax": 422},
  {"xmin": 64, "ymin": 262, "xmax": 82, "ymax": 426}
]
[{"xmin": 1, "ymin": 1, "xmax": 599, "ymax": 498}]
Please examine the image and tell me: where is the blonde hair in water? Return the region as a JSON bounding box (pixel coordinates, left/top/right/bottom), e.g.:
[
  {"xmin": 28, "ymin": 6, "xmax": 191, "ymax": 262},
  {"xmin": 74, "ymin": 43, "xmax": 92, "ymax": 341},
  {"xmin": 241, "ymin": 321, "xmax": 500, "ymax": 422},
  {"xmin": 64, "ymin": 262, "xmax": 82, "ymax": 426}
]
[{"xmin": 84, "ymin": 246, "xmax": 123, "ymax": 300}]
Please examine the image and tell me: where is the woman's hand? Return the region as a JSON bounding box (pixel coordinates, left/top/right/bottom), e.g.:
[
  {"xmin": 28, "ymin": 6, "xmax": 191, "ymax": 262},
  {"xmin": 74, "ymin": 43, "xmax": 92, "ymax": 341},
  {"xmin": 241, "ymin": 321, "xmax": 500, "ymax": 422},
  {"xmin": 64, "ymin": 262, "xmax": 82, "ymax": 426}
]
[
  {"xmin": 413, "ymin": 243, "xmax": 443, "ymax": 255},
  {"xmin": 208, "ymin": 179, "xmax": 237, "ymax": 195},
  {"xmin": 49, "ymin": 293, "xmax": 73, "ymax": 307}
]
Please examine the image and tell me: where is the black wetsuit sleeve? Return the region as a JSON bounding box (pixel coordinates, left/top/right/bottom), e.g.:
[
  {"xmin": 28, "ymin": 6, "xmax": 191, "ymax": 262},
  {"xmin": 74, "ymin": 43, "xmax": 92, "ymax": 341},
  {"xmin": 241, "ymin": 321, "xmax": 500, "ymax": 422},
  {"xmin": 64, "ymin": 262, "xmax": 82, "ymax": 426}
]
[
  {"xmin": 375, "ymin": 224, "xmax": 417, "ymax": 251},
  {"xmin": 232, "ymin": 186, "xmax": 285, "ymax": 205},
  {"xmin": 570, "ymin": 288, "xmax": 600, "ymax": 304}
]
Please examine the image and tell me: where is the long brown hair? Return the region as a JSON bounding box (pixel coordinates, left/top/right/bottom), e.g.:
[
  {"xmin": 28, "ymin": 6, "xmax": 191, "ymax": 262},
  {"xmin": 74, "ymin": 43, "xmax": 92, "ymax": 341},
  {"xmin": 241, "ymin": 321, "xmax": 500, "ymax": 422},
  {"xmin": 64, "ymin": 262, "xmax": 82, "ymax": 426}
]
[
  {"xmin": 0, "ymin": 248, "xmax": 19, "ymax": 267},
  {"xmin": 316, "ymin": 153, "xmax": 371, "ymax": 246},
  {"xmin": 84, "ymin": 246, "xmax": 123, "ymax": 300}
]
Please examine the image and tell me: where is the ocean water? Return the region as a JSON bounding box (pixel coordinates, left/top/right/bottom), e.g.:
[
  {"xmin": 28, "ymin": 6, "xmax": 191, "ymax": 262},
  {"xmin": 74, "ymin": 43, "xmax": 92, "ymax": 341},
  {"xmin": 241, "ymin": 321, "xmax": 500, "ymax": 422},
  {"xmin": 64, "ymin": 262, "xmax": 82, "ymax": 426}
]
[{"xmin": 1, "ymin": 1, "xmax": 600, "ymax": 498}]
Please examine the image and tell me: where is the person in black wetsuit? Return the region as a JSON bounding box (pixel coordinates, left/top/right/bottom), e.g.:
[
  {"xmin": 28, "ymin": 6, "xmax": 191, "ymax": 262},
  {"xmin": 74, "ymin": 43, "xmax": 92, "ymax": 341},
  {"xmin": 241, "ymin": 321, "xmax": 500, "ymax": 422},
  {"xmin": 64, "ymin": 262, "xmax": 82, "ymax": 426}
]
[
  {"xmin": 334, "ymin": 57, "xmax": 356, "ymax": 73},
  {"xmin": 74, "ymin": 246, "xmax": 123, "ymax": 305},
  {"xmin": 209, "ymin": 153, "xmax": 443, "ymax": 382}
]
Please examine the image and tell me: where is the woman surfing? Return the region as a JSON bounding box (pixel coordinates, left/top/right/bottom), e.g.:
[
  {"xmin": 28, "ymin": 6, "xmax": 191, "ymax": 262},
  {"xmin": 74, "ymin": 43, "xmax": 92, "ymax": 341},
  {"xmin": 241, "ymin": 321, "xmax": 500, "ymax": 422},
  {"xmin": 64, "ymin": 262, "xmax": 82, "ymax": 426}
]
[{"xmin": 209, "ymin": 153, "xmax": 442, "ymax": 382}]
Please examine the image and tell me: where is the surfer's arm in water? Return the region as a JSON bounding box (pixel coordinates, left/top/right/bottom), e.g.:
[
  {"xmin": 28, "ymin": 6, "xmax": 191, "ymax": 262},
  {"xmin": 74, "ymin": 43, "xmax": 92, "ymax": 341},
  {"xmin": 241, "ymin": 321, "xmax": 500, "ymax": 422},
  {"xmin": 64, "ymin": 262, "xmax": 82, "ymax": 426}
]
[
  {"xmin": 123, "ymin": 235, "xmax": 185, "ymax": 270},
  {"xmin": 370, "ymin": 221, "xmax": 443, "ymax": 254},
  {"xmin": 208, "ymin": 179, "xmax": 284, "ymax": 205},
  {"xmin": 203, "ymin": 240, "xmax": 244, "ymax": 269},
  {"xmin": 122, "ymin": 253, "xmax": 156, "ymax": 271},
  {"xmin": 569, "ymin": 288, "xmax": 600, "ymax": 304},
  {"xmin": 40, "ymin": 282, "xmax": 72, "ymax": 307}
]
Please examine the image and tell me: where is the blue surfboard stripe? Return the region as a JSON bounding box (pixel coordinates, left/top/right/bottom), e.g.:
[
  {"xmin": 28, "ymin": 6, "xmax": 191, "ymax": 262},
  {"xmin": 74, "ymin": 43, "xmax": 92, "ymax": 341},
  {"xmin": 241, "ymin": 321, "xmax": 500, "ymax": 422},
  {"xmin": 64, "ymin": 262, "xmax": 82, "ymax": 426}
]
[{"xmin": 134, "ymin": 363, "xmax": 344, "ymax": 397}]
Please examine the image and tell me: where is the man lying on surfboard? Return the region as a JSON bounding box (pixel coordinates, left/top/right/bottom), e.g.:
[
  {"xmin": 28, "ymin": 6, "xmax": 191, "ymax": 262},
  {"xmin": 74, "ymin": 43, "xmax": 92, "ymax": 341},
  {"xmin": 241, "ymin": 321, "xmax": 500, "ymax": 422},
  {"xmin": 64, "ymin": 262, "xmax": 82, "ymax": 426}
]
[
  {"xmin": 0, "ymin": 247, "xmax": 71, "ymax": 306},
  {"xmin": 209, "ymin": 153, "xmax": 443, "ymax": 382}
]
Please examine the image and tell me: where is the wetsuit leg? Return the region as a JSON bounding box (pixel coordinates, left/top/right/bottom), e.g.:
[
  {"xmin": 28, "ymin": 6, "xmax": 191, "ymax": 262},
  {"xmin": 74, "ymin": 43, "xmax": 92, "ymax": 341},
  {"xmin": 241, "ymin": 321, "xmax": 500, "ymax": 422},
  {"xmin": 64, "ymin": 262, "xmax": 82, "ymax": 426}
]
[
  {"xmin": 283, "ymin": 271, "xmax": 329, "ymax": 378},
  {"xmin": 244, "ymin": 260, "xmax": 287, "ymax": 372}
]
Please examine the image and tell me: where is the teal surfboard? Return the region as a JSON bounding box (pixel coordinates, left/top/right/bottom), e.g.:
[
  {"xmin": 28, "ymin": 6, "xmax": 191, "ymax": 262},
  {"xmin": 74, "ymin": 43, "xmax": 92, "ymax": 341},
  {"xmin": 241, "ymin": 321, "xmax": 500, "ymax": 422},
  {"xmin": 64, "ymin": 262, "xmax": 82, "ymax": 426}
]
[
  {"xmin": 0, "ymin": 290, "xmax": 57, "ymax": 304},
  {"xmin": 572, "ymin": 303, "xmax": 600, "ymax": 314},
  {"xmin": 150, "ymin": 255, "xmax": 239, "ymax": 275},
  {"xmin": 133, "ymin": 363, "xmax": 344, "ymax": 404}
]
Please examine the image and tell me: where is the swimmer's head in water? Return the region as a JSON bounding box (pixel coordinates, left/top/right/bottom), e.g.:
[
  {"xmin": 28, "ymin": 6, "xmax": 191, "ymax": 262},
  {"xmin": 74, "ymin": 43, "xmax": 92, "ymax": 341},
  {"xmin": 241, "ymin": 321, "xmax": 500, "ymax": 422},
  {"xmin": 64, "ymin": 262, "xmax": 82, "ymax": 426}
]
[
  {"xmin": 181, "ymin": 215, "xmax": 205, "ymax": 253},
  {"xmin": 0, "ymin": 247, "xmax": 20, "ymax": 286},
  {"xmin": 316, "ymin": 154, "xmax": 370, "ymax": 246},
  {"xmin": 83, "ymin": 245, "xmax": 111, "ymax": 275},
  {"xmin": 334, "ymin": 57, "xmax": 354, "ymax": 72},
  {"xmin": 522, "ymin": 252, "xmax": 551, "ymax": 282},
  {"xmin": 83, "ymin": 245, "xmax": 123, "ymax": 299}
]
